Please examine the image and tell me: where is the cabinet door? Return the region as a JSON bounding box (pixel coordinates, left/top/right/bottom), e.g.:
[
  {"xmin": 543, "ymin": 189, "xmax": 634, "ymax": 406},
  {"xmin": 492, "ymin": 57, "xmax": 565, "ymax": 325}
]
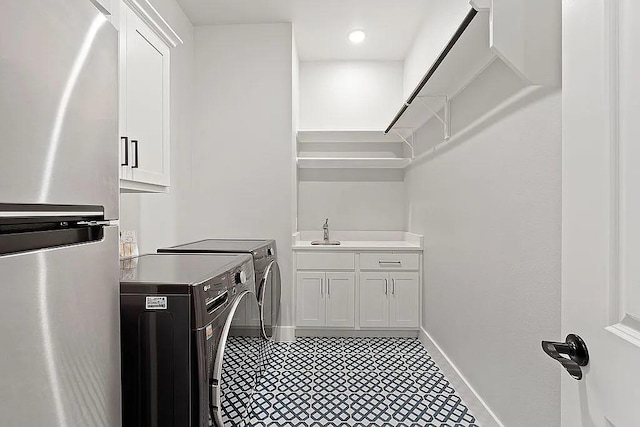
[
  {"xmin": 389, "ymin": 272, "xmax": 419, "ymax": 328},
  {"xmin": 125, "ymin": 6, "xmax": 170, "ymax": 186},
  {"xmin": 325, "ymin": 272, "xmax": 355, "ymax": 328},
  {"xmin": 296, "ymin": 272, "xmax": 325, "ymax": 327},
  {"xmin": 359, "ymin": 272, "xmax": 389, "ymax": 328},
  {"xmin": 118, "ymin": 1, "xmax": 131, "ymax": 180}
]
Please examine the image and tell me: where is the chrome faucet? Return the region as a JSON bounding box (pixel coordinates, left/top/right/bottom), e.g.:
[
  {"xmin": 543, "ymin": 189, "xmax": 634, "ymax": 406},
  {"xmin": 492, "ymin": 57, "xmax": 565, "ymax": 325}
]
[
  {"xmin": 310, "ymin": 218, "xmax": 340, "ymax": 245},
  {"xmin": 323, "ymin": 218, "xmax": 330, "ymax": 242}
]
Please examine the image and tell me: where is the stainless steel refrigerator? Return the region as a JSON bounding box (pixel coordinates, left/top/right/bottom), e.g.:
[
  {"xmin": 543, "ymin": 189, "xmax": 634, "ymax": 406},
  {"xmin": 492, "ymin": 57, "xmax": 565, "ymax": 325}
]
[{"xmin": 0, "ymin": 0, "xmax": 121, "ymax": 426}]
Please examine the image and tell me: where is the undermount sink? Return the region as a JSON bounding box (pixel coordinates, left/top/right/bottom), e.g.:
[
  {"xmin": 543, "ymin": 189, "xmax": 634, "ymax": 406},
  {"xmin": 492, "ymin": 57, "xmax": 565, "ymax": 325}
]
[{"xmin": 311, "ymin": 240, "xmax": 341, "ymax": 246}]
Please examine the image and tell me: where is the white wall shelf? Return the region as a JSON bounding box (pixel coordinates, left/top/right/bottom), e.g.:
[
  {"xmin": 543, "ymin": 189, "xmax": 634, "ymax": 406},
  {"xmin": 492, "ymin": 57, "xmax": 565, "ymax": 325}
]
[
  {"xmin": 386, "ymin": 0, "xmax": 560, "ymax": 141},
  {"xmin": 297, "ymin": 130, "xmax": 401, "ymax": 144},
  {"xmin": 386, "ymin": 9, "xmax": 496, "ymax": 140},
  {"xmin": 297, "ymin": 157, "xmax": 411, "ymax": 170},
  {"xmin": 297, "ymin": 129, "xmax": 412, "ymax": 170}
]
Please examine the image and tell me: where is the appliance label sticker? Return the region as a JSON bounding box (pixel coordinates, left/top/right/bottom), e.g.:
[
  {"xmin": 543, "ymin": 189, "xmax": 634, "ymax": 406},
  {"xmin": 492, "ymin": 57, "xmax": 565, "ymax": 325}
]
[
  {"xmin": 206, "ymin": 325, "xmax": 213, "ymax": 340},
  {"xmin": 145, "ymin": 296, "xmax": 167, "ymax": 310}
]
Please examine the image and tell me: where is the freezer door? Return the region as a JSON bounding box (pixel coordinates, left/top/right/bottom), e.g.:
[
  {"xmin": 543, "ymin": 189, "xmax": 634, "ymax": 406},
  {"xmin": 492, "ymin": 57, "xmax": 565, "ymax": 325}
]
[
  {"xmin": 0, "ymin": 0, "xmax": 119, "ymax": 219},
  {"xmin": 0, "ymin": 226, "xmax": 121, "ymax": 427}
]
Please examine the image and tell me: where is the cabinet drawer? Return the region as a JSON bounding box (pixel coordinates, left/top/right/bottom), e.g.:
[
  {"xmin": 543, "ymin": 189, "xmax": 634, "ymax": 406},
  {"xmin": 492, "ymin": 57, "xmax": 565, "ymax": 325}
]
[
  {"xmin": 360, "ymin": 252, "xmax": 420, "ymax": 270},
  {"xmin": 297, "ymin": 252, "xmax": 355, "ymax": 270}
]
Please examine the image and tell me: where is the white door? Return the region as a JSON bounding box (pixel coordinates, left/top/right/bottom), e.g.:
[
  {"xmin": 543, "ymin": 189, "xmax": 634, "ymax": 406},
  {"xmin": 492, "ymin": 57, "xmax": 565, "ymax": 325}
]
[
  {"xmin": 389, "ymin": 272, "xmax": 419, "ymax": 328},
  {"xmin": 124, "ymin": 5, "xmax": 170, "ymax": 186},
  {"xmin": 296, "ymin": 272, "xmax": 325, "ymax": 327},
  {"xmin": 325, "ymin": 272, "xmax": 355, "ymax": 327},
  {"xmin": 359, "ymin": 272, "xmax": 389, "ymax": 328},
  {"xmin": 562, "ymin": 1, "xmax": 640, "ymax": 425}
]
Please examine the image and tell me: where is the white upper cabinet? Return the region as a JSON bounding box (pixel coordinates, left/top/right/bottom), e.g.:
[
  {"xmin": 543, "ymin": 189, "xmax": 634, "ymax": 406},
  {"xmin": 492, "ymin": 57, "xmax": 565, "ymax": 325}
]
[
  {"xmin": 118, "ymin": 0, "xmax": 180, "ymax": 193},
  {"xmin": 125, "ymin": 9, "xmax": 169, "ymax": 186}
]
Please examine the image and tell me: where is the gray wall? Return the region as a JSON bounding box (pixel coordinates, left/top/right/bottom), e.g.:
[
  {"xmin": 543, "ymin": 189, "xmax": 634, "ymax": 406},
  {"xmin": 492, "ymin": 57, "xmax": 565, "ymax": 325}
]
[
  {"xmin": 299, "ymin": 61, "xmax": 403, "ymax": 130},
  {"xmin": 296, "ymin": 61, "xmax": 405, "ymax": 232},
  {"xmin": 186, "ymin": 23, "xmax": 295, "ymax": 329},
  {"xmin": 404, "ymin": 60, "xmax": 562, "ymax": 426},
  {"xmin": 297, "ymin": 169, "xmax": 405, "ymax": 232}
]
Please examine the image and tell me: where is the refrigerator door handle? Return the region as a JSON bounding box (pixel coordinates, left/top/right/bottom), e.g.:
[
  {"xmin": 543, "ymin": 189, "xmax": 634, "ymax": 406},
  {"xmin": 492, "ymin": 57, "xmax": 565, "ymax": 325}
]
[
  {"xmin": 0, "ymin": 210, "xmax": 103, "ymax": 219},
  {"xmin": 76, "ymin": 220, "xmax": 118, "ymax": 227}
]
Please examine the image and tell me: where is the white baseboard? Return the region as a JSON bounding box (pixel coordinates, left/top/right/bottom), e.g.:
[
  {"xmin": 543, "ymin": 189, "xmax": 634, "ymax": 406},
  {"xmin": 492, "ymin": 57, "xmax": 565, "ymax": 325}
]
[
  {"xmin": 296, "ymin": 329, "xmax": 419, "ymax": 338},
  {"xmin": 419, "ymin": 326, "xmax": 504, "ymax": 427},
  {"xmin": 273, "ymin": 326, "xmax": 296, "ymax": 342}
]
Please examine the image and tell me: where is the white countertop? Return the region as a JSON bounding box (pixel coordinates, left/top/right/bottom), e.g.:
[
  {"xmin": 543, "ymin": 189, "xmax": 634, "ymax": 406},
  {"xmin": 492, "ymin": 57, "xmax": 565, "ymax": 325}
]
[{"xmin": 292, "ymin": 231, "xmax": 423, "ymax": 251}]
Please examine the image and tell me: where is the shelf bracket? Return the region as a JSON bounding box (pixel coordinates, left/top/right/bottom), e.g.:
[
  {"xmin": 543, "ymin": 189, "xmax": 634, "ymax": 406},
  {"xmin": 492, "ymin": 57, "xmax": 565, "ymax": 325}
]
[
  {"xmin": 416, "ymin": 95, "xmax": 451, "ymax": 141},
  {"xmin": 392, "ymin": 129, "xmax": 415, "ymax": 160}
]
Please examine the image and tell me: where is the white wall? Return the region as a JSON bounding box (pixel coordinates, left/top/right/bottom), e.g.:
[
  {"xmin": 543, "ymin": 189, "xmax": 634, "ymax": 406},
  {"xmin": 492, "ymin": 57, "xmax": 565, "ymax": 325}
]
[
  {"xmin": 119, "ymin": 0, "xmax": 194, "ymax": 255},
  {"xmin": 186, "ymin": 23, "xmax": 295, "ymax": 329},
  {"xmin": 405, "ymin": 59, "xmax": 561, "ymax": 426},
  {"xmin": 403, "ymin": 0, "xmax": 471, "ymax": 99},
  {"xmin": 299, "ymin": 61, "xmax": 403, "ymax": 130}
]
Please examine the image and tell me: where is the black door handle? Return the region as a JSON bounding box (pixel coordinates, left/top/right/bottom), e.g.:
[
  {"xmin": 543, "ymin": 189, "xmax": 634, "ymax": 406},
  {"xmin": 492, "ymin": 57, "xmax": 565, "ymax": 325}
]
[
  {"xmin": 131, "ymin": 139, "xmax": 139, "ymax": 168},
  {"xmin": 120, "ymin": 136, "xmax": 128, "ymax": 166},
  {"xmin": 541, "ymin": 334, "xmax": 589, "ymax": 380}
]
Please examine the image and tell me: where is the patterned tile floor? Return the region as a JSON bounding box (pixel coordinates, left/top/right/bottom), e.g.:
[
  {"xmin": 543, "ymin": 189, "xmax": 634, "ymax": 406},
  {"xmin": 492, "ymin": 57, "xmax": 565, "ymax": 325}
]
[{"xmin": 222, "ymin": 336, "xmax": 480, "ymax": 427}]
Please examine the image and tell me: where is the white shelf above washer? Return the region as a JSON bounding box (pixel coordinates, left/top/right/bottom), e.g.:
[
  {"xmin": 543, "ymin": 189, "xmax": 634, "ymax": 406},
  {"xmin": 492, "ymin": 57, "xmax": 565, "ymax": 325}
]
[
  {"xmin": 297, "ymin": 130, "xmax": 402, "ymax": 143},
  {"xmin": 296, "ymin": 157, "xmax": 411, "ymax": 169},
  {"xmin": 386, "ymin": 8, "xmax": 497, "ymax": 139}
]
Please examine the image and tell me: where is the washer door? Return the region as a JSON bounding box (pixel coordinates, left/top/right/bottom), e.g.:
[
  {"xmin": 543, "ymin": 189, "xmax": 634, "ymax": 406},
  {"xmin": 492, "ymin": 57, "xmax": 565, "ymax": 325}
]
[
  {"xmin": 211, "ymin": 291, "xmax": 262, "ymax": 427},
  {"xmin": 257, "ymin": 260, "xmax": 281, "ymax": 340}
]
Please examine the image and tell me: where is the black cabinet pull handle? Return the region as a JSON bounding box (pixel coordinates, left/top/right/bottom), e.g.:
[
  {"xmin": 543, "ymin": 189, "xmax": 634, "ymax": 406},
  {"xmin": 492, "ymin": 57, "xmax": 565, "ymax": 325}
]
[
  {"xmin": 120, "ymin": 136, "xmax": 129, "ymax": 166},
  {"xmin": 131, "ymin": 139, "xmax": 139, "ymax": 168},
  {"xmin": 541, "ymin": 334, "xmax": 589, "ymax": 380}
]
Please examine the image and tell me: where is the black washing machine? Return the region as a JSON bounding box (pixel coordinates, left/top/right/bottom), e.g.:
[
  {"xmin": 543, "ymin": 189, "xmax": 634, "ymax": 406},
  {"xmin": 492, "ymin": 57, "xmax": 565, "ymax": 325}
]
[
  {"xmin": 120, "ymin": 253, "xmax": 260, "ymax": 427},
  {"xmin": 158, "ymin": 239, "xmax": 281, "ymax": 342}
]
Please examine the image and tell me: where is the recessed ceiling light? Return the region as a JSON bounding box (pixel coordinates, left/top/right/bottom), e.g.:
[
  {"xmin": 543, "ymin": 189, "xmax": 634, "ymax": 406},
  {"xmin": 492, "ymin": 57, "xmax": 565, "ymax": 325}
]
[{"xmin": 348, "ymin": 30, "xmax": 366, "ymax": 44}]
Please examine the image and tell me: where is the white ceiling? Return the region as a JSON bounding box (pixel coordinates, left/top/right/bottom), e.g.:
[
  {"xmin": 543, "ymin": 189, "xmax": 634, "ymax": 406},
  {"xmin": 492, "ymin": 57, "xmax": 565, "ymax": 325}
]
[{"xmin": 176, "ymin": 0, "xmax": 431, "ymax": 61}]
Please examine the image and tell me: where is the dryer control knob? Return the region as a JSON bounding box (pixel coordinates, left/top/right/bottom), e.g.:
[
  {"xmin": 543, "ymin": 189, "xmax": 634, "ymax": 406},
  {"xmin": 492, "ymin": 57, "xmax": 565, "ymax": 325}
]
[{"xmin": 236, "ymin": 271, "xmax": 247, "ymax": 284}]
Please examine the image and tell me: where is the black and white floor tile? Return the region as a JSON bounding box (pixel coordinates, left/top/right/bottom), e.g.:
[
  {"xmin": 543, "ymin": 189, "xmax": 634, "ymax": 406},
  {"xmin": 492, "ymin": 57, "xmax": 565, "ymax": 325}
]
[{"xmin": 222, "ymin": 336, "xmax": 480, "ymax": 427}]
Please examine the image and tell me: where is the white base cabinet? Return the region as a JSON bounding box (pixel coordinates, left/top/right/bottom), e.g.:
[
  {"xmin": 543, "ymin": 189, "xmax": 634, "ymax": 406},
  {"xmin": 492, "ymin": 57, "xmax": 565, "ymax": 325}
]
[
  {"xmin": 296, "ymin": 272, "xmax": 355, "ymax": 328},
  {"xmin": 295, "ymin": 250, "xmax": 421, "ymax": 331},
  {"xmin": 325, "ymin": 272, "xmax": 356, "ymax": 327},
  {"xmin": 389, "ymin": 272, "xmax": 420, "ymax": 328},
  {"xmin": 297, "ymin": 272, "xmax": 325, "ymax": 327},
  {"xmin": 360, "ymin": 272, "xmax": 419, "ymax": 328},
  {"xmin": 359, "ymin": 273, "xmax": 389, "ymax": 328}
]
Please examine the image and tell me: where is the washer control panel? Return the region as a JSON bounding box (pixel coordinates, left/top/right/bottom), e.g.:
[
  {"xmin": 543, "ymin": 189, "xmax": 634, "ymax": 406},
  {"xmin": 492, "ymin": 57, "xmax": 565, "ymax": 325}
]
[
  {"xmin": 229, "ymin": 260, "xmax": 255, "ymax": 294},
  {"xmin": 194, "ymin": 273, "xmax": 230, "ymax": 327}
]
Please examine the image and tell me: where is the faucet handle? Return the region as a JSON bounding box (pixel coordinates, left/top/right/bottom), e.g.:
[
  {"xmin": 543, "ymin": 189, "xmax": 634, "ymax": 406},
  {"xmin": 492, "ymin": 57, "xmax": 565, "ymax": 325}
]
[{"xmin": 323, "ymin": 218, "xmax": 329, "ymax": 228}]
